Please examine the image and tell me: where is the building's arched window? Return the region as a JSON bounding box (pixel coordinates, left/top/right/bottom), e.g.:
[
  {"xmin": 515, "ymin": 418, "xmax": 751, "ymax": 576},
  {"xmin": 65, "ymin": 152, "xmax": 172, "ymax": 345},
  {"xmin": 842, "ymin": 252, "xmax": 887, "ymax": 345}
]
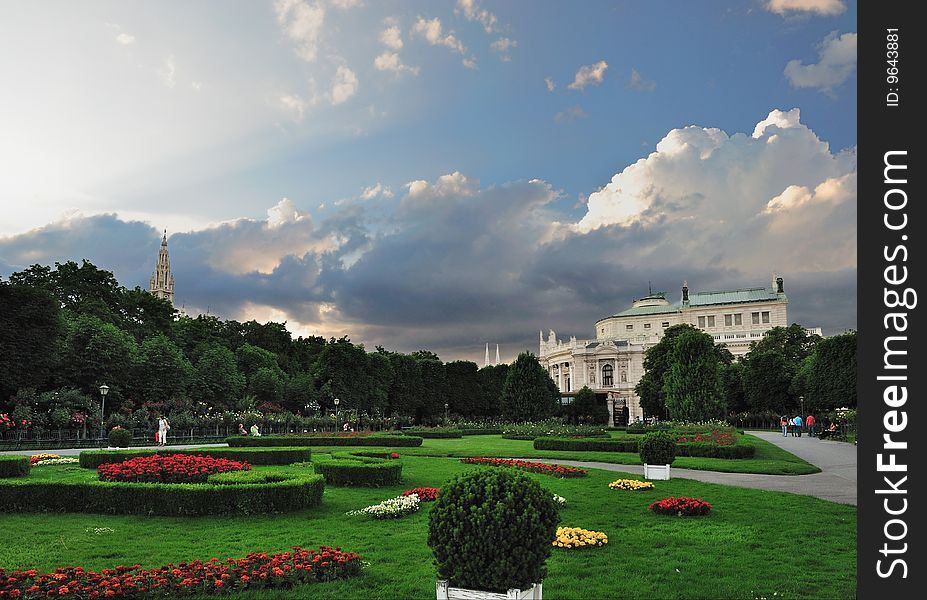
[{"xmin": 602, "ymin": 364, "xmax": 614, "ymax": 387}]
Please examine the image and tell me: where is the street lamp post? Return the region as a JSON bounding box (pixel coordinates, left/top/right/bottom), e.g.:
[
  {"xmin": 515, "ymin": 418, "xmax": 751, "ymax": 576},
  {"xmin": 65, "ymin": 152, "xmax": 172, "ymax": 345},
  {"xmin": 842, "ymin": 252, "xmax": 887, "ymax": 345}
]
[
  {"xmin": 334, "ymin": 397, "xmax": 340, "ymax": 432},
  {"xmin": 98, "ymin": 384, "xmax": 109, "ymax": 442},
  {"xmin": 444, "ymin": 402, "xmax": 449, "ymax": 421}
]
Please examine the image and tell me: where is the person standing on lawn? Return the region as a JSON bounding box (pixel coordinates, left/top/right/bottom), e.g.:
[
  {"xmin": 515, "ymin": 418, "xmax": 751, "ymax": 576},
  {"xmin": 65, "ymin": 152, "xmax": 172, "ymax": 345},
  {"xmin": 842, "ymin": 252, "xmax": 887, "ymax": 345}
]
[
  {"xmin": 158, "ymin": 415, "xmax": 170, "ymax": 447},
  {"xmin": 806, "ymin": 413, "xmax": 816, "ymax": 437}
]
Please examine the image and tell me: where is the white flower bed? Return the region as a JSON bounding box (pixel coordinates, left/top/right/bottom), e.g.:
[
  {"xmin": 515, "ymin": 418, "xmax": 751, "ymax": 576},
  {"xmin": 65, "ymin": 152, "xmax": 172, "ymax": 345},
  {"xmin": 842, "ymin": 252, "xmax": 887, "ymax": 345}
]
[
  {"xmin": 347, "ymin": 493, "xmax": 421, "ymax": 519},
  {"xmin": 552, "ymin": 494, "xmax": 566, "ymax": 506},
  {"xmin": 33, "ymin": 457, "xmax": 80, "ymax": 467}
]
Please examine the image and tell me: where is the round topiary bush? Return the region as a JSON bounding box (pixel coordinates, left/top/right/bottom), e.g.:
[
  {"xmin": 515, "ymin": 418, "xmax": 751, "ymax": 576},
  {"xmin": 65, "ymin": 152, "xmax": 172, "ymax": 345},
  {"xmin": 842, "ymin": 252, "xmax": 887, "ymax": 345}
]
[
  {"xmin": 427, "ymin": 468, "xmax": 560, "ymax": 593},
  {"xmin": 107, "ymin": 426, "xmax": 133, "ymax": 448},
  {"xmin": 639, "ymin": 431, "xmax": 676, "ymax": 465}
]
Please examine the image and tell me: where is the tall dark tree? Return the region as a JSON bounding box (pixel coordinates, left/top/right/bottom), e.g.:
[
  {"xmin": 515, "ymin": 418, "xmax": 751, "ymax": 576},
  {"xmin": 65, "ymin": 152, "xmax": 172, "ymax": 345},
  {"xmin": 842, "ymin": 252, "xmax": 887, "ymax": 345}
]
[
  {"xmin": 191, "ymin": 344, "xmax": 245, "ymax": 410},
  {"xmin": 721, "ymin": 361, "xmax": 747, "ymax": 414},
  {"xmin": 445, "ymin": 361, "xmax": 481, "ymax": 416},
  {"xmin": 742, "ymin": 324, "xmax": 820, "ymax": 413},
  {"xmin": 61, "ymin": 314, "xmax": 138, "ymax": 401},
  {"xmin": 635, "ymin": 324, "xmax": 701, "ymax": 419},
  {"xmin": 662, "ymin": 329, "xmax": 726, "ymax": 421},
  {"xmin": 386, "ymin": 352, "xmax": 423, "ymax": 417},
  {"xmin": 132, "ymin": 334, "xmax": 193, "ymax": 407},
  {"xmin": 417, "ymin": 358, "xmax": 448, "ymax": 421},
  {"xmin": 0, "ymin": 282, "xmax": 62, "ymax": 402},
  {"xmin": 806, "ymin": 331, "xmax": 857, "ymax": 411},
  {"xmin": 365, "ymin": 351, "xmax": 393, "ymax": 417},
  {"xmin": 171, "ymin": 315, "xmax": 226, "ymax": 362},
  {"xmin": 568, "ymin": 385, "xmax": 608, "ymax": 424},
  {"xmin": 499, "ymin": 352, "xmax": 559, "ymax": 422},
  {"xmin": 476, "ymin": 364, "xmax": 509, "ymax": 418},
  {"xmin": 9, "ymin": 260, "xmax": 123, "ymax": 324},
  {"xmin": 118, "ymin": 287, "xmax": 175, "ymax": 342},
  {"xmin": 311, "ymin": 337, "xmax": 372, "ymax": 412}
]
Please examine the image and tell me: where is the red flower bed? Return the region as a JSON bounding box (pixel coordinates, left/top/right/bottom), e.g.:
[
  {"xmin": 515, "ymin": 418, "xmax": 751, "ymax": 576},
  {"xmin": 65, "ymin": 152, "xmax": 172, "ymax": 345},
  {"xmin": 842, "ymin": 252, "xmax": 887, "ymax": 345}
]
[
  {"xmin": 97, "ymin": 454, "xmax": 251, "ymax": 484},
  {"xmin": 675, "ymin": 430, "xmax": 735, "ymax": 446},
  {"xmin": 389, "ymin": 452, "xmax": 400, "ymax": 459},
  {"xmin": 0, "ymin": 546, "xmax": 362, "ymax": 599},
  {"xmin": 401, "ymin": 487, "xmax": 439, "ymax": 501},
  {"xmin": 649, "ymin": 496, "xmax": 713, "ymax": 516},
  {"xmin": 460, "ymin": 457, "xmax": 587, "ymax": 478}
]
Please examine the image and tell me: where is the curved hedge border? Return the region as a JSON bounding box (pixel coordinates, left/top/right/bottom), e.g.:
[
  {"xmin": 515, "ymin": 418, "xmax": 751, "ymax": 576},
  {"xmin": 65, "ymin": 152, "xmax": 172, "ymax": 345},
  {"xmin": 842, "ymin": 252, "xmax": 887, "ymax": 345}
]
[
  {"xmin": 533, "ymin": 436, "xmax": 755, "ymax": 459},
  {"xmin": 314, "ymin": 451, "xmax": 402, "ymax": 487},
  {"xmin": 226, "ymin": 434, "xmax": 424, "ymax": 447},
  {"xmin": 460, "ymin": 428, "xmax": 503, "ymax": 436},
  {"xmin": 0, "ymin": 471, "xmax": 325, "ymax": 516},
  {"xmin": 79, "ymin": 447, "xmax": 311, "ymax": 469},
  {"xmin": 0, "ymin": 455, "xmax": 30, "ymax": 478},
  {"xmin": 403, "ymin": 429, "xmax": 463, "ymax": 439}
]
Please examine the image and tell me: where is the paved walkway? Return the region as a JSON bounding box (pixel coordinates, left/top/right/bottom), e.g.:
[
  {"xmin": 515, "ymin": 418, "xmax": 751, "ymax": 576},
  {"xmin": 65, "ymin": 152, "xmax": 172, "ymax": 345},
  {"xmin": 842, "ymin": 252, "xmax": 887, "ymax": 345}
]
[
  {"xmin": 526, "ymin": 431, "xmax": 858, "ymax": 506},
  {"xmin": 0, "ymin": 443, "xmax": 227, "ymax": 457}
]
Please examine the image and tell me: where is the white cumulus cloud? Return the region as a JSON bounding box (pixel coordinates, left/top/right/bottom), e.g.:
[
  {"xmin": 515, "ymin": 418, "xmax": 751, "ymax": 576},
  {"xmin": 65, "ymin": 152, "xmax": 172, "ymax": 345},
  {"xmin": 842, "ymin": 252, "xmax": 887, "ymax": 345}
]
[
  {"xmin": 784, "ymin": 31, "xmax": 857, "ymax": 92},
  {"xmin": 360, "ymin": 183, "xmax": 394, "ymax": 200},
  {"xmin": 456, "ymin": 0, "xmax": 497, "ymax": 33},
  {"xmin": 374, "ymin": 52, "xmax": 419, "ymax": 74},
  {"xmin": 568, "ymin": 60, "xmax": 608, "ymax": 90},
  {"xmin": 279, "ymin": 93, "xmax": 307, "ymax": 122},
  {"xmin": 545, "ymin": 77, "xmax": 556, "ymax": 92},
  {"xmin": 628, "ymin": 68, "xmax": 656, "ymax": 92},
  {"xmin": 275, "ymin": 0, "xmax": 326, "ymax": 62},
  {"xmin": 379, "ymin": 23, "xmax": 403, "ymax": 50},
  {"xmin": 490, "ymin": 37, "xmax": 517, "ymax": 61},
  {"xmin": 412, "ymin": 16, "xmax": 466, "ymax": 55},
  {"xmin": 115, "ymin": 32, "xmax": 135, "ymax": 45},
  {"xmin": 766, "ymin": 0, "xmax": 846, "ymax": 16},
  {"xmin": 159, "ymin": 54, "xmax": 177, "ymax": 88},
  {"xmin": 330, "ymin": 65, "xmax": 358, "ymax": 105}
]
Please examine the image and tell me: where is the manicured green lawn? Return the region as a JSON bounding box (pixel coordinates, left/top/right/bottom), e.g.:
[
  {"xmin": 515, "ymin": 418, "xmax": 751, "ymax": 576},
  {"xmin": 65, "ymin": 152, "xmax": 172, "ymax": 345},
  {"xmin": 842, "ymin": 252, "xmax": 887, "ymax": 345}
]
[
  {"xmin": 302, "ymin": 434, "xmax": 820, "ymax": 475},
  {"xmin": 1, "ymin": 457, "xmax": 854, "ymax": 599}
]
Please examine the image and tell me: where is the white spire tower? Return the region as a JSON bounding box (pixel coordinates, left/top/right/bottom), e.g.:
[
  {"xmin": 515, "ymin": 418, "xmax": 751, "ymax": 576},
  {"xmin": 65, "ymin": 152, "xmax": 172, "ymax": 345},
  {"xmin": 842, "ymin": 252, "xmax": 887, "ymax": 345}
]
[
  {"xmin": 149, "ymin": 230, "xmax": 175, "ymax": 306},
  {"xmin": 484, "ymin": 343, "xmax": 490, "ymax": 367},
  {"xmin": 495, "ymin": 344, "xmax": 501, "ymax": 365}
]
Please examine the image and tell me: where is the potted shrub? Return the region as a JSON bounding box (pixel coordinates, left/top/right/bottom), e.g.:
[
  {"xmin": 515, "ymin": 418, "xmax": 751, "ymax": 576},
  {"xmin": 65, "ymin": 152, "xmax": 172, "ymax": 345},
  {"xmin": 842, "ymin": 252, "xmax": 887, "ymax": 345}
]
[
  {"xmin": 428, "ymin": 469, "xmax": 560, "ymax": 599},
  {"xmin": 107, "ymin": 426, "xmax": 133, "ymax": 449},
  {"xmin": 639, "ymin": 431, "xmax": 675, "ymax": 480}
]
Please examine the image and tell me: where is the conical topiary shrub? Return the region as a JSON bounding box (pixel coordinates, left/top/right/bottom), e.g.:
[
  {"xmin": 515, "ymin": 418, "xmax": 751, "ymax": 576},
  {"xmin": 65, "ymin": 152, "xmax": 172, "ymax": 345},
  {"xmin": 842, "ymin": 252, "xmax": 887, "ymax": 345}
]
[{"xmin": 427, "ymin": 468, "xmax": 560, "ymax": 593}]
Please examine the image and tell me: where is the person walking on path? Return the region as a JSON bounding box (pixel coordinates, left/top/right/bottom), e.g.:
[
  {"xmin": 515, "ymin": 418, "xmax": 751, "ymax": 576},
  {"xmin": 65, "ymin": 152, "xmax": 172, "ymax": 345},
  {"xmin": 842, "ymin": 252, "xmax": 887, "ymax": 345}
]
[
  {"xmin": 158, "ymin": 415, "xmax": 170, "ymax": 447},
  {"xmin": 806, "ymin": 414, "xmax": 816, "ymax": 437},
  {"xmin": 780, "ymin": 415, "xmax": 789, "ymax": 437},
  {"xmin": 792, "ymin": 415, "xmax": 803, "ymax": 437}
]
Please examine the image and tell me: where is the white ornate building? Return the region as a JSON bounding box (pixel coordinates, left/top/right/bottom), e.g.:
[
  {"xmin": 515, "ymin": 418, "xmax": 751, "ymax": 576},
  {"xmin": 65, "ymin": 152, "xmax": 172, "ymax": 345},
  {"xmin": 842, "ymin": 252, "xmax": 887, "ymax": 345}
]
[
  {"xmin": 149, "ymin": 231, "xmax": 175, "ymax": 305},
  {"xmin": 539, "ymin": 276, "xmax": 820, "ymax": 424}
]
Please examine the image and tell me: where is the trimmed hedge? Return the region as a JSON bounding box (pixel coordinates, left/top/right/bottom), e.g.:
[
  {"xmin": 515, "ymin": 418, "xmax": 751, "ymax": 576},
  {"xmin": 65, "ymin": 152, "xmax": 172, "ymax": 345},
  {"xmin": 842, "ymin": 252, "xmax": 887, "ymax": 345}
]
[
  {"xmin": 459, "ymin": 428, "xmax": 503, "ymax": 436},
  {"xmin": 226, "ymin": 435, "xmax": 424, "ymax": 447},
  {"xmin": 533, "ymin": 436, "xmax": 756, "ymax": 459},
  {"xmin": 500, "ymin": 434, "xmax": 537, "ymax": 441},
  {"xmin": 404, "ymin": 429, "xmax": 463, "ymax": 439},
  {"xmin": 0, "ymin": 472, "xmax": 325, "ymax": 516},
  {"xmin": 0, "ymin": 455, "xmax": 30, "ymax": 478},
  {"xmin": 314, "ymin": 451, "xmax": 402, "ymax": 486},
  {"xmin": 79, "ymin": 447, "xmax": 311, "ymax": 469}
]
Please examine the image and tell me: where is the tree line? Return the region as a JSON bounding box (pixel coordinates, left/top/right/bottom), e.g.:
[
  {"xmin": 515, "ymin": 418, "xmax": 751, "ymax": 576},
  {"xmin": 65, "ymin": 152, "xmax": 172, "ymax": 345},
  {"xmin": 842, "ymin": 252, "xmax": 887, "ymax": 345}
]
[
  {"xmin": 635, "ymin": 323, "xmax": 857, "ymax": 422},
  {"xmin": 0, "ymin": 260, "xmax": 561, "ymax": 432}
]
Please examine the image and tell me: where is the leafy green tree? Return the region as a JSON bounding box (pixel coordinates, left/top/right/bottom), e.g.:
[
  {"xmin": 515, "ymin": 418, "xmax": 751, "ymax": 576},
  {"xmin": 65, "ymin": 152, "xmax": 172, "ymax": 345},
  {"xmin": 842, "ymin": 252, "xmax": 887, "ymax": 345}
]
[
  {"xmin": 750, "ymin": 324, "xmax": 821, "ymax": 365},
  {"xmin": 386, "ymin": 352, "xmax": 423, "ymax": 417},
  {"xmin": 721, "ymin": 361, "xmax": 747, "ymax": 413},
  {"xmin": 132, "ymin": 334, "xmax": 193, "ymax": 407},
  {"xmin": 191, "ymin": 344, "xmax": 245, "ymax": 410},
  {"xmin": 285, "ymin": 372, "xmax": 320, "ymax": 414},
  {"xmin": 241, "ymin": 320, "xmax": 292, "ymax": 357},
  {"xmin": 311, "ymin": 337, "xmax": 373, "ymax": 412},
  {"xmin": 118, "ymin": 287, "xmax": 175, "ymax": 342},
  {"xmin": 806, "ymin": 331, "xmax": 857, "ymax": 411},
  {"xmin": 417, "ymin": 358, "xmax": 448, "ymax": 421},
  {"xmin": 249, "ymin": 367, "xmax": 285, "ymax": 406},
  {"xmin": 476, "ymin": 364, "xmax": 509, "ymax": 418},
  {"xmin": 635, "ymin": 324, "xmax": 701, "ymax": 419},
  {"xmin": 411, "ymin": 349, "xmax": 441, "ymax": 361},
  {"xmin": 0, "ymin": 282, "xmax": 62, "ymax": 401},
  {"xmin": 61, "ymin": 314, "xmax": 138, "ymax": 400},
  {"xmin": 236, "ymin": 343, "xmax": 281, "ymax": 378},
  {"xmin": 662, "ymin": 329, "xmax": 725, "ymax": 421},
  {"xmin": 742, "ymin": 350, "xmax": 793, "ymax": 413},
  {"xmin": 171, "ymin": 315, "xmax": 226, "ymax": 362},
  {"xmin": 365, "ymin": 351, "xmax": 393, "ymax": 416},
  {"xmin": 9, "ymin": 260, "xmax": 123, "ymax": 324},
  {"xmin": 568, "ymin": 385, "xmax": 608, "ymax": 424},
  {"xmin": 500, "ymin": 352, "xmax": 559, "ymax": 422},
  {"xmin": 445, "ymin": 360, "xmax": 481, "ymax": 417}
]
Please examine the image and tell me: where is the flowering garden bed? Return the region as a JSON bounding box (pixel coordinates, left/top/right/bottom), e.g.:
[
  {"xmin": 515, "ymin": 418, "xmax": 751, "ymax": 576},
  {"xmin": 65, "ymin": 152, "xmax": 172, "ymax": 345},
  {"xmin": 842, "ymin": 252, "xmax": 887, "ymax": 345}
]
[
  {"xmin": 608, "ymin": 479, "xmax": 654, "ymax": 491},
  {"xmin": 98, "ymin": 454, "xmax": 251, "ymax": 484},
  {"xmin": 79, "ymin": 447, "xmax": 311, "ymax": 469},
  {"xmin": 401, "ymin": 487, "xmax": 439, "ymax": 501},
  {"xmin": 649, "ymin": 496, "xmax": 713, "ymax": 516},
  {"xmin": 0, "ymin": 546, "xmax": 362, "ymax": 598},
  {"xmin": 553, "ymin": 527, "xmax": 608, "ymax": 549},
  {"xmin": 460, "ymin": 457, "xmax": 587, "ymax": 478},
  {"xmin": 348, "ymin": 494, "xmax": 421, "ymax": 519}
]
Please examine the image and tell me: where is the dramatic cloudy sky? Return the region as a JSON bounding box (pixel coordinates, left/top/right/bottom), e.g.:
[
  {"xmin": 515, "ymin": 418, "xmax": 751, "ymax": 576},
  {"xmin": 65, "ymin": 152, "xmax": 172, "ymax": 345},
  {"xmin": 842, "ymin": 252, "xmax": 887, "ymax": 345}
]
[{"xmin": 0, "ymin": 0, "xmax": 857, "ymax": 362}]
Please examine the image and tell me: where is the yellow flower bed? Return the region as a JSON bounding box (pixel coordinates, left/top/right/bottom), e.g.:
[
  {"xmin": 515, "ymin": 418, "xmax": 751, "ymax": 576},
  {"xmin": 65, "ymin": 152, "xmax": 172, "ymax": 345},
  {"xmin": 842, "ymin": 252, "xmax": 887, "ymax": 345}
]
[
  {"xmin": 552, "ymin": 527, "xmax": 608, "ymax": 549},
  {"xmin": 608, "ymin": 478, "xmax": 654, "ymax": 491},
  {"xmin": 29, "ymin": 453, "xmax": 60, "ymax": 465}
]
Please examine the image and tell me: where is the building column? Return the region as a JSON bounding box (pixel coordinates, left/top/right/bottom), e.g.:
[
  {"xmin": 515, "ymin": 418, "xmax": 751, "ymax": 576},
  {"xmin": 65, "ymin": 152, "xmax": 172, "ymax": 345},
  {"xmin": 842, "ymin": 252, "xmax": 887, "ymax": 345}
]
[
  {"xmin": 606, "ymin": 397, "xmax": 615, "ymax": 428},
  {"xmin": 557, "ymin": 365, "xmax": 563, "ymax": 392},
  {"xmin": 582, "ymin": 358, "xmax": 588, "ymax": 387},
  {"xmin": 596, "ymin": 358, "xmax": 601, "ymax": 388},
  {"xmin": 568, "ymin": 362, "xmax": 573, "ymax": 392}
]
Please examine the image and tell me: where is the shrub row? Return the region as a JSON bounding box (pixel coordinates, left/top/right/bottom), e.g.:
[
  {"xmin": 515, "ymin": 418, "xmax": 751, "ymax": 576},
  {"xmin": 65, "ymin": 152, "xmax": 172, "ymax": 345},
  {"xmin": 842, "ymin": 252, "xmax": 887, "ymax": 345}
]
[
  {"xmin": 0, "ymin": 472, "xmax": 325, "ymax": 516},
  {"xmin": 459, "ymin": 428, "xmax": 503, "ymax": 436},
  {"xmin": 78, "ymin": 447, "xmax": 311, "ymax": 469},
  {"xmin": 532, "ymin": 436, "xmax": 755, "ymax": 459},
  {"xmin": 314, "ymin": 451, "xmax": 402, "ymax": 486},
  {"xmin": 403, "ymin": 429, "xmax": 463, "ymax": 439},
  {"xmin": 226, "ymin": 434, "xmax": 424, "ymax": 447},
  {"xmin": 501, "ymin": 434, "xmax": 538, "ymax": 441},
  {"xmin": 0, "ymin": 455, "xmax": 30, "ymax": 478}
]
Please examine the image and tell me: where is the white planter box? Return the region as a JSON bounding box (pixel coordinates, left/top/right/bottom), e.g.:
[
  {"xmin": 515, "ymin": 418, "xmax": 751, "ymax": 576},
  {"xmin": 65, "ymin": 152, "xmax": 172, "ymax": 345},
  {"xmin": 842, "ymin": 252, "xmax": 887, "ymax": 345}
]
[
  {"xmin": 643, "ymin": 464, "xmax": 671, "ymax": 480},
  {"xmin": 437, "ymin": 579, "xmax": 542, "ymax": 600}
]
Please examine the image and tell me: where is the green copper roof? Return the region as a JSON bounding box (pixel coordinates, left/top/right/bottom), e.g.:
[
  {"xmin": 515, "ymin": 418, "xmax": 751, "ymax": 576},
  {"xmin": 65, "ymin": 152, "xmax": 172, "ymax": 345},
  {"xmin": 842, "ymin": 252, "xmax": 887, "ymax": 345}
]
[{"xmin": 599, "ymin": 287, "xmax": 787, "ymax": 321}]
